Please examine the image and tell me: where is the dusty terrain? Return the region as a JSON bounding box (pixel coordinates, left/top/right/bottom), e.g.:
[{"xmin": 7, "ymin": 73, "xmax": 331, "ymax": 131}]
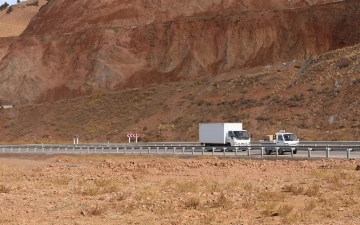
[{"xmin": 1, "ymin": 154, "xmax": 360, "ymax": 224}]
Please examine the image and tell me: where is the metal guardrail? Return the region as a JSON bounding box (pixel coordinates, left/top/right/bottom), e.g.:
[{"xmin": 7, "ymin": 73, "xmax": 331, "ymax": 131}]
[{"xmin": 0, "ymin": 143, "xmax": 360, "ymax": 159}]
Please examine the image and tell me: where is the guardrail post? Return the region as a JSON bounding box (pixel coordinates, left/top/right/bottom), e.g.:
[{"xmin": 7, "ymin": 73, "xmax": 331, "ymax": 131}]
[
  {"xmin": 10, "ymin": 148, "xmax": 13, "ymax": 153},
  {"xmin": 165, "ymin": 147, "xmax": 167, "ymax": 154},
  {"xmin": 235, "ymin": 147, "xmax": 238, "ymax": 156},
  {"xmin": 247, "ymin": 147, "xmax": 251, "ymax": 156},
  {"xmin": 291, "ymin": 148, "xmax": 295, "ymax": 157},
  {"xmin": 275, "ymin": 147, "xmax": 279, "ymax": 156},
  {"xmin": 156, "ymin": 147, "xmax": 159, "ymax": 154},
  {"xmin": 173, "ymin": 147, "xmax": 176, "ymax": 154},
  {"xmin": 139, "ymin": 147, "xmax": 142, "ymax": 154},
  {"xmin": 124, "ymin": 147, "xmax": 127, "ymax": 154},
  {"xmin": 50, "ymin": 148, "xmax": 52, "ymax": 153},
  {"xmin": 88, "ymin": 147, "xmax": 90, "ymax": 154},
  {"xmin": 182, "ymin": 147, "xmax": 185, "ymax": 154},
  {"xmin": 132, "ymin": 147, "xmax": 135, "ymax": 154},
  {"xmin": 308, "ymin": 148, "xmax": 312, "ymax": 157},
  {"xmin": 64, "ymin": 148, "xmax": 67, "ymax": 153},
  {"xmin": 212, "ymin": 147, "xmax": 215, "ymax": 155},
  {"xmin": 347, "ymin": 148, "xmax": 352, "ymax": 159},
  {"xmin": 2, "ymin": 148, "xmax": 4, "ymax": 152},
  {"xmin": 116, "ymin": 147, "xmax": 119, "ymax": 154},
  {"xmin": 326, "ymin": 147, "xmax": 330, "ymax": 158},
  {"xmin": 27, "ymin": 148, "xmax": 29, "ymax": 152},
  {"xmin": 261, "ymin": 147, "xmax": 265, "ymax": 156},
  {"xmin": 192, "ymin": 147, "xmax": 195, "ymax": 155},
  {"xmin": 202, "ymin": 147, "xmax": 205, "ymax": 155}
]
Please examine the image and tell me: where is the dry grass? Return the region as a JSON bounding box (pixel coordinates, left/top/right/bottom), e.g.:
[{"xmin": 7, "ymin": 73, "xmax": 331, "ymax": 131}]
[
  {"xmin": 73, "ymin": 178, "xmax": 121, "ymax": 196},
  {"xmin": 1, "ymin": 155, "xmax": 360, "ymax": 224},
  {"xmin": 0, "ymin": 184, "xmax": 10, "ymax": 193}
]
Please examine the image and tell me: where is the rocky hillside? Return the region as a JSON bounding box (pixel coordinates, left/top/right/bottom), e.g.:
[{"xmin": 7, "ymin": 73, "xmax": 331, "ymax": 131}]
[
  {"xmin": 0, "ymin": 0, "xmax": 359, "ymax": 105},
  {"xmin": 0, "ymin": 42, "xmax": 359, "ymax": 143},
  {"xmin": 0, "ymin": 0, "xmax": 359, "ymax": 143}
]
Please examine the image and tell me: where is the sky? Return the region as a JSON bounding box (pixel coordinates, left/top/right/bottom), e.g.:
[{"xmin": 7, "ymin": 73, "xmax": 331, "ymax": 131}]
[{"xmin": 0, "ymin": 0, "xmax": 27, "ymax": 6}]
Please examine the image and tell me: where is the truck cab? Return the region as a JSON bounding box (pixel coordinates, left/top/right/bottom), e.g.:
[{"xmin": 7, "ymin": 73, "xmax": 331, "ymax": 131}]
[
  {"xmin": 274, "ymin": 131, "xmax": 299, "ymax": 147},
  {"xmin": 227, "ymin": 130, "xmax": 250, "ymax": 147}
]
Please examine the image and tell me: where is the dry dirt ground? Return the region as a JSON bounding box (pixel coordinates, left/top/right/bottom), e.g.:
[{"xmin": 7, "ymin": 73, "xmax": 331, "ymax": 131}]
[{"xmin": 1, "ymin": 154, "xmax": 360, "ymax": 224}]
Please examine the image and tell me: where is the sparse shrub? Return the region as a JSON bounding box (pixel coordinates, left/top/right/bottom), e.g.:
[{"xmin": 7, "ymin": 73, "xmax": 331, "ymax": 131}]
[
  {"xmin": 6, "ymin": 5, "xmax": 12, "ymax": 14},
  {"xmin": 89, "ymin": 204, "xmax": 106, "ymax": 216},
  {"xmin": 278, "ymin": 204, "xmax": 294, "ymax": 216},
  {"xmin": 282, "ymin": 184, "xmax": 304, "ymax": 195},
  {"xmin": 51, "ymin": 177, "xmax": 71, "ymax": 186},
  {"xmin": 212, "ymin": 192, "xmax": 233, "ymax": 210},
  {"xmin": 184, "ymin": 197, "xmax": 201, "ymax": 209},
  {"xmin": 262, "ymin": 202, "xmax": 279, "ymax": 217},
  {"xmin": 259, "ymin": 190, "xmax": 285, "ymax": 201},
  {"xmin": 305, "ymin": 184, "xmax": 320, "ymax": 197},
  {"xmin": 242, "ymin": 197, "xmax": 256, "ymax": 209},
  {"xmin": 0, "ymin": 184, "xmax": 10, "ymax": 193},
  {"xmin": 336, "ymin": 58, "xmax": 351, "ymax": 69},
  {"xmin": 0, "ymin": 2, "xmax": 9, "ymax": 11},
  {"xmin": 175, "ymin": 181, "xmax": 198, "ymax": 193},
  {"xmin": 74, "ymin": 179, "xmax": 120, "ymax": 196},
  {"xmin": 209, "ymin": 181, "xmax": 221, "ymax": 192}
]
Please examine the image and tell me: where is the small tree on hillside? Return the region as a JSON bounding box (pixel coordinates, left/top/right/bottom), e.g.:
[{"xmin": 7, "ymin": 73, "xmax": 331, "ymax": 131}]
[
  {"xmin": 17, "ymin": 0, "xmax": 21, "ymax": 3},
  {"xmin": 0, "ymin": 2, "xmax": 9, "ymax": 11},
  {"xmin": 6, "ymin": 5, "xmax": 13, "ymax": 14}
]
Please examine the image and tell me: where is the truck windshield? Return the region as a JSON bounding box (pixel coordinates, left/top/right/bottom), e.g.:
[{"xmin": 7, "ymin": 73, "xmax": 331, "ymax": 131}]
[
  {"xmin": 233, "ymin": 131, "xmax": 250, "ymax": 140},
  {"xmin": 283, "ymin": 133, "xmax": 298, "ymax": 141}
]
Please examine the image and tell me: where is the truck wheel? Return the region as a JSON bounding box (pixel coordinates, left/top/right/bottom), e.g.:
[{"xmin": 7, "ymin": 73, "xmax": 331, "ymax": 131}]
[
  {"xmin": 293, "ymin": 150, "xmax": 297, "ymax": 154},
  {"xmin": 265, "ymin": 149, "xmax": 271, "ymax": 155},
  {"xmin": 278, "ymin": 149, "xmax": 284, "ymax": 155}
]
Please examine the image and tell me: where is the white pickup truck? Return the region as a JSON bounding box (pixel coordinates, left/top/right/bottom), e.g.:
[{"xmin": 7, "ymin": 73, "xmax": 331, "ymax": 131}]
[{"xmin": 259, "ymin": 130, "xmax": 299, "ymax": 155}]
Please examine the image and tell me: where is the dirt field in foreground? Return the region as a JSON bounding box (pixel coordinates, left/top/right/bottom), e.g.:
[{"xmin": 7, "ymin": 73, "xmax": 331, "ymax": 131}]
[{"xmin": 0, "ymin": 154, "xmax": 360, "ymax": 224}]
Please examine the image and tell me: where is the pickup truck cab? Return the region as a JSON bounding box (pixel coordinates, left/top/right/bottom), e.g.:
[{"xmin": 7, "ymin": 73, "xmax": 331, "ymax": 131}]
[{"xmin": 260, "ymin": 130, "xmax": 299, "ymax": 155}]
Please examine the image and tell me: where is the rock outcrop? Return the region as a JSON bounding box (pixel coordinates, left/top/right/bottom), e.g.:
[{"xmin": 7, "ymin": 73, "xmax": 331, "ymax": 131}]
[{"xmin": 0, "ymin": 0, "xmax": 359, "ymax": 105}]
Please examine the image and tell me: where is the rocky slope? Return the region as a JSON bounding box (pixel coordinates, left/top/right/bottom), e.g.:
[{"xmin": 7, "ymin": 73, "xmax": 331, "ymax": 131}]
[
  {"xmin": 0, "ymin": 0, "xmax": 359, "ymax": 143},
  {"xmin": 0, "ymin": 0, "xmax": 359, "ymax": 105},
  {"xmin": 0, "ymin": 42, "xmax": 359, "ymax": 143}
]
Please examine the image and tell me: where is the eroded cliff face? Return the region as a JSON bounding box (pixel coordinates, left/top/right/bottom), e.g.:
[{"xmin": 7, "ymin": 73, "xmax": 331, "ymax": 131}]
[{"xmin": 0, "ymin": 0, "xmax": 359, "ymax": 105}]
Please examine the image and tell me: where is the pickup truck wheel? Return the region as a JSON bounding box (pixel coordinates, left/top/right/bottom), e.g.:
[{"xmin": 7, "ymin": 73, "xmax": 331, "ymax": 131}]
[
  {"xmin": 278, "ymin": 149, "xmax": 284, "ymax": 155},
  {"xmin": 265, "ymin": 149, "xmax": 271, "ymax": 155}
]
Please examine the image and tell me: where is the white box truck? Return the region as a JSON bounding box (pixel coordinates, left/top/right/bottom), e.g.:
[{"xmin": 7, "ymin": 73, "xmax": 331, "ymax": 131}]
[
  {"xmin": 199, "ymin": 123, "xmax": 250, "ymax": 148},
  {"xmin": 259, "ymin": 130, "xmax": 299, "ymax": 155}
]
